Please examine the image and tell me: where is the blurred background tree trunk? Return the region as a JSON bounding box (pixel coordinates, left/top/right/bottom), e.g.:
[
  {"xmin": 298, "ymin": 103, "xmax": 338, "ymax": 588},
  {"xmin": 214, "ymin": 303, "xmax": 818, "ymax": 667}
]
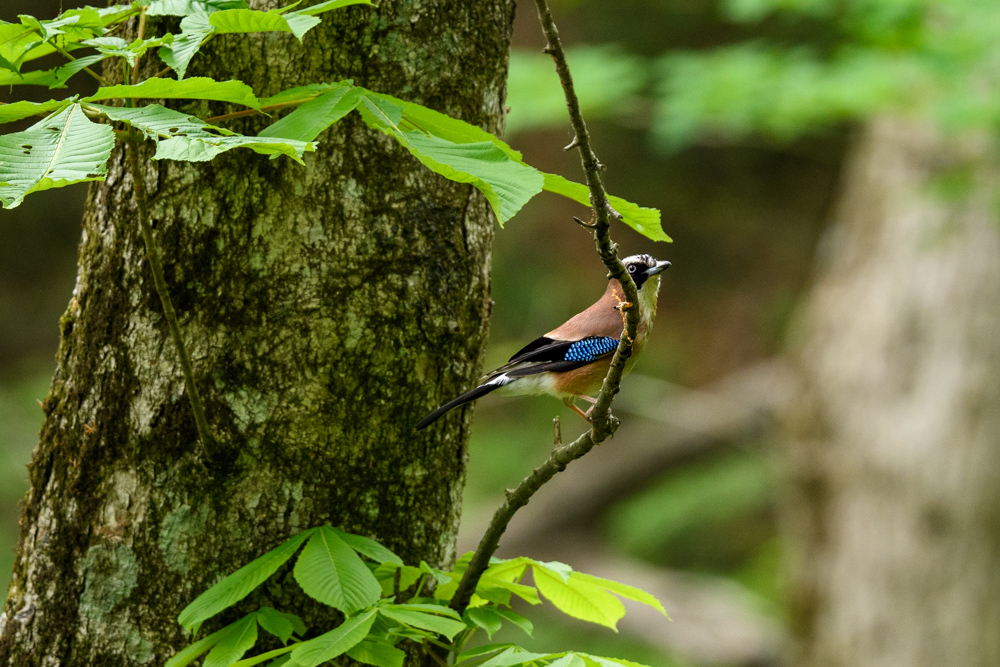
[
  {"xmin": 783, "ymin": 116, "xmax": 1000, "ymax": 667},
  {"xmin": 0, "ymin": 1, "xmax": 513, "ymax": 664}
]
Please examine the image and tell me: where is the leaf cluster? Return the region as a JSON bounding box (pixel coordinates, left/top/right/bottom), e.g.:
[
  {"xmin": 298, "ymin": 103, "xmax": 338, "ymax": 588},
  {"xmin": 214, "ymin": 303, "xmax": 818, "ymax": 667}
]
[
  {"xmin": 0, "ymin": 0, "xmax": 667, "ymax": 242},
  {"xmin": 168, "ymin": 526, "xmax": 667, "ymax": 667}
]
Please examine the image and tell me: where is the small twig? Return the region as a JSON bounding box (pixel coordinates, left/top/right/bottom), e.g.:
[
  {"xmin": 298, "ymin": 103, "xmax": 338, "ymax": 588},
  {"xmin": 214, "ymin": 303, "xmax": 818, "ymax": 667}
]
[
  {"xmin": 125, "ymin": 131, "xmax": 216, "ymax": 454},
  {"xmin": 563, "ymin": 136, "xmax": 579, "ymax": 151},
  {"xmin": 131, "ymin": 7, "xmax": 147, "ymax": 86},
  {"xmin": 392, "ymin": 566, "xmax": 402, "ymax": 600},
  {"xmin": 151, "ymin": 65, "xmax": 173, "ymax": 79},
  {"xmin": 448, "ymin": 0, "xmax": 642, "ymax": 616},
  {"xmin": 573, "ymin": 215, "xmax": 597, "ymax": 229},
  {"xmin": 203, "ymin": 95, "xmax": 323, "ymax": 124},
  {"xmin": 50, "ymin": 42, "xmax": 110, "ymax": 85},
  {"xmin": 553, "ymin": 416, "xmax": 562, "ymax": 447}
]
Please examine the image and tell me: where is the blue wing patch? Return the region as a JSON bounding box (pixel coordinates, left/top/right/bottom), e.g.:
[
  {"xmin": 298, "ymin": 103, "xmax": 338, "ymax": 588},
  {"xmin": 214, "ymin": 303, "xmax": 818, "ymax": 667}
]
[{"xmin": 564, "ymin": 336, "xmax": 619, "ymax": 362}]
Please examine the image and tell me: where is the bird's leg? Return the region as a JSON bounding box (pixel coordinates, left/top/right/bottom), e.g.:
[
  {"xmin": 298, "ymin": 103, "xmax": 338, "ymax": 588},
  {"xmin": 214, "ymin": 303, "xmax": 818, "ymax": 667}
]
[
  {"xmin": 562, "ymin": 396, "xmax": 591, "ymax": 423},
  {"xmin": 576, "ymin": 394, "xmax": 598, "ymax": 419}
]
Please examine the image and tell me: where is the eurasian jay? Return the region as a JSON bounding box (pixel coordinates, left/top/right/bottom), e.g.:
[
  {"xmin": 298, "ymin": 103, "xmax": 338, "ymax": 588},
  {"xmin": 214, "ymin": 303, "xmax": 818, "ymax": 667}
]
[{"xmin": 416, "ymin": 254, "xmax": 670, "ymax": 429}]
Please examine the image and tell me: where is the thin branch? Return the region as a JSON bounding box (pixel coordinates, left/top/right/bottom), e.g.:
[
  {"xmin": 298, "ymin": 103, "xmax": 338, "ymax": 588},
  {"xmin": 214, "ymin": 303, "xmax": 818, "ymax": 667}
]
[
  {"xmin": 125, "ymin": 131, "xmax": 217, "ymax": 455},
  {"xmin": 203, "ymin": 95, "xmax": 323, "ymax": 124},
  {"xmin": 131, "ymin": 7, "xmax": 147, "ymax": 86},
  {"xmin": 50, "ymin": 42, "xmax": 110, "ymax": 86},
  {"xmin": 449, "ymin": 0, "xmax": 642, "ymax": 615}
]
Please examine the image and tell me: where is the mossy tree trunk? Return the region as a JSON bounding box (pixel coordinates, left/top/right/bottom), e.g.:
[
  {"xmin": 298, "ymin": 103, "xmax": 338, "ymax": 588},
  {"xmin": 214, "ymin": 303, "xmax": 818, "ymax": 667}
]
[
  {"xmin": 0, "ymin": 1, "xmax": 514, "ymax": 664},
  {"xmin": 782, "ymin": 117, "xmax": 1000, "ymax": 667}
]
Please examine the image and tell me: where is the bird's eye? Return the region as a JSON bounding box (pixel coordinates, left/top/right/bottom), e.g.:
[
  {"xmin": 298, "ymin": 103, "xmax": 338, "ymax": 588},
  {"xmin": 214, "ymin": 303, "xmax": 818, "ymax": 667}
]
[{"xmin": 627, "ymin": 265, "xmax": 636, "ymax": 273}]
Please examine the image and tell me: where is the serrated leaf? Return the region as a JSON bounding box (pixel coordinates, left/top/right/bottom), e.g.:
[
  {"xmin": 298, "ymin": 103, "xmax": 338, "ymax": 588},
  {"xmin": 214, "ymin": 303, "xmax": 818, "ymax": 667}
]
[
  {"xmin": 229, "ymin": 644, "xmax": 297, "ymax": 667},
  {"xmin": 82, "ymin": 35, "xmax": 172, "ymax": 59},
  {"xmin": 177, "ymin": 529, "xmax": 315, "ymax": 633},
  {"xmin": 570, "ymin": 572, "xmax": 667, "ymax": 616},
  {"xmin": 345, "ymin": 639, "xmax": 406, "ymax": 667},
  {"xmin": 165, "ymin": 625, "xmax": 230, "ymax": 667},
  {"xmin": 578, "ymin": 655, "xmax": 651, "ymax": 667},
  {"xmin": 91, "ymin": 103, "xmax": 314, "ymax": 163},
  {"xmin": 259, "ymin": 82, "xmax": 340, "ymax": 107},
  {"xmin": 293, "ymin": 0, "xmax": 373, "ymax": 16},
  {"xmin": 373, "ymin": 562, "xmax": 424, "ymax": 597},
  {"xmin": 256, "ymin": 607, "xmax": 302, "ymax": 643},
  {"xmin": 383, "ymin": 603, "xmax": 463, "ymax": 620},
  {"xmin": 294, "ymin": 525, "xmax": 382, "ymax": 614},
  {"xmin": 478, "ymin": 574, "xmax": 540, "ymax": 605},
  {"xmin": 548, "ymin": 655, "xmax": 588, "ymax": 667},
  {"xmin": 1, "ymin": 53, "xmax": 107, "ymax": 89},
  {"xmin": 532, "ymin": 565, "xmax": 625, "ymax": 630},
  {"xmin": 378, "ymin": 606, "xmax": 466, "ymax": 640},
  {"xmin": 456, "ymin": 644, "xmax": 516, "ymax": 665},
  {"xmin": 146, "ymin": 0, "xmax": 248, "ymax": 16},
  {"xmin": 0, "ymin": 103, "xmax": 114, "ymax": 209},
  {"xmin": 476, "ymin": 648, "xmax": 551, "ymax": 667},
  {"xmin": 483, "ymin": 557, "xmax": 531, "ymax": 583},
  {"xmin": 204, "ymin": 613, "xmax": 258, "ymax": 667},
  {"xmin": 330, "ymin": 527, "xmax": 405, "ymax": 566},
  {"xmin": 541, "ymin": 173, "xmax": 671, "ymax": 242},
  {"xmin": 158, "ymin": 23, "xmax": 211, "ymax": 79},
  {"xmin": 465, "ymin": 607, "xmax": 503, "ymax": 638},
  {"xmin": 207, "ymin": 9, "xmax": 321, "ymax": 41},
  {"xmin": 398, "ymin": 98, "xmax": 524, "ymax": 162},
  {"xmin": 288, "ymin": 609, "xmax": 376, "ymax": 667},
  {"xmin": 0, "ymin": 99, "xmax": 68, "ymax": 124},
  {"xmin": 260, "ymin": 85, "xmax": 362, "ymax": 142},
  {"xmin": 495, "ymin": 608, "xmax": 533, "ymax": 637},
  {"xmin": 85, "ymin": 76, "xmax": 260, "ymax": 107},
  {"xmin": 395, "ymin": 130, "xmax": 544, "ymax": 223}
]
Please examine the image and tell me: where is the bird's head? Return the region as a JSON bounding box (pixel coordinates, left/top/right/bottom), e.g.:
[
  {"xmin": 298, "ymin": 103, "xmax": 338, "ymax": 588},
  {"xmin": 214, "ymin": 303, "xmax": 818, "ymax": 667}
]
[{"xmin": 620, "ymin": 254, "xmax": 671, "ymax": 291}]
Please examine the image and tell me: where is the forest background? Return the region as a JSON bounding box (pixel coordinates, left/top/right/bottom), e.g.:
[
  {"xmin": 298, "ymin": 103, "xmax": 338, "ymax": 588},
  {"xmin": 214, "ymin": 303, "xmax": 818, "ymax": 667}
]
[{"xmin": 4, "ymin": 0, "xmax": 996, "ymax": 666}]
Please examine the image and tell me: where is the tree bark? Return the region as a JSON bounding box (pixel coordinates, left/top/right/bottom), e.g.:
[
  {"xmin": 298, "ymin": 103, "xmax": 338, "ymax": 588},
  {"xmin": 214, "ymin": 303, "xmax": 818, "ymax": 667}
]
[
  {"xmin": 0, "ymin": 1, "xmax": 514, "ymax": 664},
  {"xmin": 782, "ymin": 117, "xmax": 1000, "ymax": 667}
]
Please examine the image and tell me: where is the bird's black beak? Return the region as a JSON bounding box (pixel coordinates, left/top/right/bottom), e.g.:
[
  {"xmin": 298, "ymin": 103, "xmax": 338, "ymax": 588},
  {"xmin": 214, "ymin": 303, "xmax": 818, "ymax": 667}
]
[{"xmin": 647, "ymin": 260, "xmax": 671, "ymax": 276}]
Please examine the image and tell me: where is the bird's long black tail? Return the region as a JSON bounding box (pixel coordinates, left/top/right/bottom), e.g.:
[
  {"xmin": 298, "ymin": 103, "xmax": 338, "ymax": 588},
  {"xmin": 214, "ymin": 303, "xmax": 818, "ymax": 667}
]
[{"xmin": 415, "ymin": 379, "xmax": 507, "ymax": 430}]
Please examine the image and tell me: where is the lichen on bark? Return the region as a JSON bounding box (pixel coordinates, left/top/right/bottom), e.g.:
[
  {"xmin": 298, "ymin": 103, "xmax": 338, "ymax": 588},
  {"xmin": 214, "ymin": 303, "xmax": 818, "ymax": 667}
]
[{"xmin": 0, "ymin": 1, "xmax": 514, "ymax": 664}]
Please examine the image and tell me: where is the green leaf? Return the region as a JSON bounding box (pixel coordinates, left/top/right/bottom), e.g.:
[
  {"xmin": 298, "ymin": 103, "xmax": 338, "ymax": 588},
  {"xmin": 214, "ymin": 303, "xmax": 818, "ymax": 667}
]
[
  {"xmin": 378, "ymin": 606, "xmax": 466, "ymax": 640},
  {"xmin": 373, "ymin": 563, "xmax": 424, "ymax": 597},
  {"xmin": 293, "ymin": 0, "xmax": 373, "ymax": 16},
  {"xmin": 0, "ymin": 103, "xmax": 114, "ymax": 209},
  {"xmin": 256, "ymin": 607, "xmax": 305, "ymax": 643},
  {"xmin": 0, "ymin": 100, "xmax": 68, "ymax": 124},
  {"xmin": 465, "ymin": 607, "xmax": 503, "ymax": 639},
  {"xmin": 84, "ymin": 76, "xmax": 260, "ymax": 107},
  {"xmin": 477, "ymin": 574, "xmax": 540, "ymax": 605},
  {"xmin": 547, "ymin": 655, "xmax": 588, "ymax": 667},
  {"xmin": 345, "ymin": 639, "xmax": 406, "ymax": 667},
  {"xmin": 294, "ymin": 525, "xmax": 382, "ymax": 614},
  {"xmin": 483, "ymin": 557, "xmax": 531, "ymax": 583},
  {"xmin": 207, "ymin": 9, "xmax": 320, "ymax": 41},
  {"xmin": 397, "ymin": 130, "xmax": 544, "ymax": 223},
  {"xmin": 259, "ymin": 82, "xmax": 341, "ymax": 107},
  {"xmin": 288, "ymin": 609, "xmax": 377, "ymax": 667},
  {"xmin": 204, "ymin": 613, "xmax": 259, "ymax": 667},
  {"xmin": 92, "ymin": 103, "xmax": 314, "ymax": 163},
  {"xmin": 541, "ymin": 173, "xmax": 671, "ymax": 242},
  {"xmin": 382, "ymin": 602, "xmax": 463, "ymax": 620},
  {"xmin": 146, "ymin": 0, "xmax": 248, "ymax": 16},
  {"xmin": 456, "ymin": 644, "xmax": 514, "ymax": 664},
  {"xmin": 570, "ymin": 572, "xmax": 667, "ymax": 616},
  {"xmin": 494, "ymin": 608, "xmax": 533, "ymax": 637},
  {"xmin": 178, "ymin": 529, "xmax": 316, "ymax": 633},
  {"xmin": 165, "ymin": 625, "xmax": 230, "ymax": 667},
  {"xmin": 475, "ymin": 648, "xmax": 551, "ymax": 667},
  {"xmin": 259, "ymin": 85, "xmax": 363, "ymax": 142},
  {"xmin": 82, "ymin": 35, "xmax": 173, "ymax": 59},
  {"xmin": 331, "ymin": 527, "xmax": 405, "ymax": 566},
  {"xmin": 229, "ymin": 645, "xmax": 297, "ymax": 667},
  {"xmin": 532, "ymin": 564, "xmax": 625, "ymax": 630},
  {"xmin": 158, "ymin": 21, "xmax": 212, "ymax": 80},
  {"xmin": 578, "ymin": 655, "xmax": 652, "ymax": 667}
]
